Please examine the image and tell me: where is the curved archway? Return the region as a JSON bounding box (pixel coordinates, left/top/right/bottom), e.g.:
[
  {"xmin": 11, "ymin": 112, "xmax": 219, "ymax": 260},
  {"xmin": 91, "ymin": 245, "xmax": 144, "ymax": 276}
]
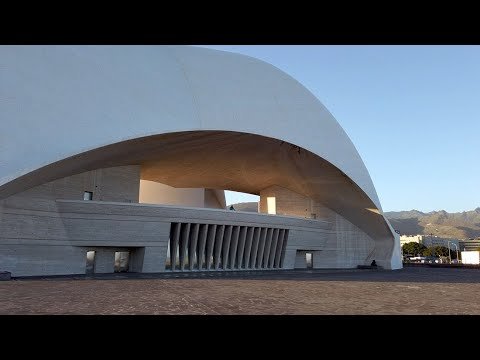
[{"xmin": 0, "ymin": 130, "xmax": 399, "ymax": 269}]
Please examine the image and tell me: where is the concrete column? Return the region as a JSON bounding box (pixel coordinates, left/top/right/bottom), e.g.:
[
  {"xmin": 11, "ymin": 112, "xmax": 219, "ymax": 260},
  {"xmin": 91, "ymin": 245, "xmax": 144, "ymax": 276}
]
[
  {"xmin": 295, "ymin": 250, "xmax": 307, "ymax": 268},
  {"xmin": 197, "ymin": 224, "xmax": 208, "ymax": 270},
  {"xmin": 280, "ymin": 230, "xmax": 289, "ymax": 268},
  {"xmin": 179, "ymin": 223, "xmax": 191, "ymax": 270},
  {"xmin": 170, "ymin": 222, "xmax": 181, "ymax": 271},
  {"xmin": 214, "ymin": 225, "xmax": 225, "ymax": 270},
  {"xmin": 262, "ymin": 228, "xmax": 274, "ymax": 269},
  {"xmin": 274, "ymin": 229, "xmax": 285, "ymax": 268},
  {"xmin": 282, "ymin": 248, "xmax": 297, "ymax": 270},
  {"xmin": 255, "ymin": 228, "xmax": 268, "ymax": 269},
  {"xmin": 206, "ymin": 224, "xmax": 217, "ymax": 270},
  {"xmin": 221, "ymin": 225, "xmax": 232, "ymax": 270},
  {"xmin": 236, "ymin": 227, "xmax": 247, "ymax": 269},
  {"xmin": 249, "ymin": 227, "xmax": 261, "ymax": 269},
  {"xmin": 188, "ymin": 223, "xmax": 199, "ymax": 270},
  {"xmin": 94, "ymin": 249, "xmax": 115, "ymax": 273},
  {"xmin": 142, "ymin": 246, "xmax": 167, "ymax": 273},
  {"xmin": 243, "ymin": 227, "xmax": 254, "ymax": 269},
  {"xmin": 130, "ymin": 247, "xmax": 145, "ymax": 272},
  {"xmin": 269, "ymin": 228, "xmax": 280, "ymax": 268},
  {"xmin": 229, "ymin": 226, "xmax": 240, "ymax": 269}
]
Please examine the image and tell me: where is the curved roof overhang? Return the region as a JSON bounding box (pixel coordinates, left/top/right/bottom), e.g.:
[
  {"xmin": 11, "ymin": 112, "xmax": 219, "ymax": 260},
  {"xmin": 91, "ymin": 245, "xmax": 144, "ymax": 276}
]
[
  {"xmin": 0, "ymin": 130, "xmax": 393, "ymax": 245},
  {"xmin": 0, "ymin": 45, "xmax": 380, "ymax": 207}
]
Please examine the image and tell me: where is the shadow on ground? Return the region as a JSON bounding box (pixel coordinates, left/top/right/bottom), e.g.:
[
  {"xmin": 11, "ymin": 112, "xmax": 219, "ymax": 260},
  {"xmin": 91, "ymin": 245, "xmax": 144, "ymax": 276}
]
[{"xmin": 11, "ymin": 266, "xmax": 480, "ymax": 284}]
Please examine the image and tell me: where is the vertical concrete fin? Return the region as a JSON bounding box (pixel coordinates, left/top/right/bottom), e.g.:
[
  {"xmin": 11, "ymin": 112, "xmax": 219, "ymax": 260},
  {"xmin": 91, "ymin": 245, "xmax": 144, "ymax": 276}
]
[
  {"xmin": 249, "ymin": 227, "xmax": 261, "ymax": 269},
  {"xmin": 256, "ymin": 228, "xmax": 267, "ymax": 269},
  {"xmin": 274, "ymin": 229, "xmax": 285, "ymax": 268},
  {"xmin": 189, "ymin": 223, "xmax": 199, "ymax": 270},
  {"xmin": 206, "ymin": 224, "xmax": 217, "ymax": 270},
  {"xmin": 244, "ymin": 227, "xmax": 254, "ymax": 269},
  {"xmin": 269, "ymin": 228, "xmax": 280, "ymax": 268},
  {"xmin": 171, "ymin": 222, "xmax": 181, "ymax": 271},
  {"xmin": 214, "ymin": 225, "xmax": 225, "ymax": 270},
  {"xmin": 229, "ymin": 226, "xmax": 240, "ymax": 269},
  {"xmin": 280, "ymin": 229, "xmax": 289, "ymax": 268},
  {"xmin": 197, "ymin": 224, "xmax": 208, "ymax": 270},
  {"xmin": 179, "ymin": 223, "xmax": 191, "ymax": 271},
  {"xmin": 263, "ymin": 228, "xmax": 274, "ymax": 268},
  {"xmin": 236, "ymin": 226, "xmax": 247, "ymax": 269},
  {"xmin": 222, "ymin": 225, "xmax": 233, "ymax": 270}
]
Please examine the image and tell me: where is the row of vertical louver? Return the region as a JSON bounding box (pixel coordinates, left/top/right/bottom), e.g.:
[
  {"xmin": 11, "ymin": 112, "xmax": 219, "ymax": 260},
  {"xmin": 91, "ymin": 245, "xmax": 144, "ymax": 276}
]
[{"xmin": 166, "ymin": 222, "xmax": 289, "ymax": 271}]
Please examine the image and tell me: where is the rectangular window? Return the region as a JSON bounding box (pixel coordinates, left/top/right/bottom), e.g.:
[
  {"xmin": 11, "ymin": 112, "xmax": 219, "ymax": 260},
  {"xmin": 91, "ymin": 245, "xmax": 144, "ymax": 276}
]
[
  {"xmin": 85, "ymin": 251, "xmax": 96, "ymax": 274},
  {"xmin": 267, "ymin": 197, "xmax": 276, "ymax": 214},
  {"xmin": 83, "ymin": 191, "xmax": 93, "ymax": 201},
  {"xmin": 114, "ymin": 251, "xmax": 130, "ymax": 273},
  {"xmin": 306, "ymin": 252, "xmax": 313, "ymax": 269}
]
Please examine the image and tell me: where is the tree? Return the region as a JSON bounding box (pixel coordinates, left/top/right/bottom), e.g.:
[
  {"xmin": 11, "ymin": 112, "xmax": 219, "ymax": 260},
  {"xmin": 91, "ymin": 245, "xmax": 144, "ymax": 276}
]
[
  {"xmin": 402, "ymin": 242, "xmax": 427, "ymax": 256},
  {"xmin": 422, "ymin": 246, "xmax": 456, "ymax": 259}
]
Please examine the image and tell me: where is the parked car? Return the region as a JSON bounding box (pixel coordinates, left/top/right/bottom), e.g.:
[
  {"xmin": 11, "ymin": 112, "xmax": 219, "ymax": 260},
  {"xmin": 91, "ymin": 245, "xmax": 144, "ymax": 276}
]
[{"xmin": 424, "ymin": 256, "xmax": 440, "ymax": 264}]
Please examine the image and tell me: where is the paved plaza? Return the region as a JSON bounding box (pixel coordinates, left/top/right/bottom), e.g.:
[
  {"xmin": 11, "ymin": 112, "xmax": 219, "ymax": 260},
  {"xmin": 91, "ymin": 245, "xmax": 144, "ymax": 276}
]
[{"xmin": 1, "ymin": 267, "xmax": 480, "ymax": 315}]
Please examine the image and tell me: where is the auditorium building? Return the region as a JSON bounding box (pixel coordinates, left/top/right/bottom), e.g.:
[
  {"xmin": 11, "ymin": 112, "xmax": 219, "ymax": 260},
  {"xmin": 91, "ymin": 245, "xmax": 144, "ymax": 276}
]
[{"xmin": 0, "ymin": 45, "xmax": 402, "ymax": 276}]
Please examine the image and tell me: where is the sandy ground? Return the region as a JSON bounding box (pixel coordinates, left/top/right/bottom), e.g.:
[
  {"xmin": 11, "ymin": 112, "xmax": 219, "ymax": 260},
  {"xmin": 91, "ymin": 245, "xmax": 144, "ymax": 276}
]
[{"xmin": 1, "ymin": 267, "xmax": 480, "ymax": 314}]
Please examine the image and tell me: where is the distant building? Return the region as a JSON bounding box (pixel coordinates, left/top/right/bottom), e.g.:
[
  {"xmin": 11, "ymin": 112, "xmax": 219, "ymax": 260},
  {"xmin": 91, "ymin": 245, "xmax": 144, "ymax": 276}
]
[
  {"xmin": 460, "ymin": 251, "xmax": 480, "ymax": 265},
  {"xmin": 400, "ymin": 235, "xmax": 423, "ymax": 246},
  {"xmin": 459, "ymin": 239, "xmax": 480, "ymax": 251},
  {"xmin": 400, "ymin": 235, "xmax": 460, "ymax": 249}
]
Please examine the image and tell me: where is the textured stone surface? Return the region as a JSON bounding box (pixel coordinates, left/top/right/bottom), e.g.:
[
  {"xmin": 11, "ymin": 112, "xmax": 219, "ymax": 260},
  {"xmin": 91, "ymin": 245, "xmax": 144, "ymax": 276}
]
[
  {"xmin": 0, "ymin": 271, "xmax": 11, "ymax": 281},
  {"xmin": 2, "ymin": 267, "xmax": 480, "ymax": 314}
]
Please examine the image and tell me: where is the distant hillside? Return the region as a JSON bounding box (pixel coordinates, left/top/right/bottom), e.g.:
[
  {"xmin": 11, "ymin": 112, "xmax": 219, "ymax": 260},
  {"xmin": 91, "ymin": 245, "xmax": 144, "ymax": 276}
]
[
  {"xmin": 385, "ymin": 208, "xmax": 480, "ymax": 239},
  {"xmin": 227, "ymin": 202, "xmax": 258, "ymax": 212}
]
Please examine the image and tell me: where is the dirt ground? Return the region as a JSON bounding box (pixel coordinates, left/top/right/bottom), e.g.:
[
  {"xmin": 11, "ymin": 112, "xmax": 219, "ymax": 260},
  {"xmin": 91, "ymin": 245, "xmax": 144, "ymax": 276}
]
[{"xmin": 1, "ymin": 267, "xmax": 480, "ymax": 314}]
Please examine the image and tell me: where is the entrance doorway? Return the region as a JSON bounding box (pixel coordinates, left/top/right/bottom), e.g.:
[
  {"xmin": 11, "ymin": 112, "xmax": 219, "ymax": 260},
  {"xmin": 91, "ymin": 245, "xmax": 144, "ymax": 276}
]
[
  {"xmin": 306, "ymin": 252, "xmax": 313, "ymax": 269},
  {"xmin": 85, "ymin": 251, "xmax": 96, "ymax": 274},
  {"xmin": 295, "ymin": 250, "xmax": 315, "ymax": 269},
  {"xmin": 114, "ymin": 251, "xmax": 130, "ymax": 273}
]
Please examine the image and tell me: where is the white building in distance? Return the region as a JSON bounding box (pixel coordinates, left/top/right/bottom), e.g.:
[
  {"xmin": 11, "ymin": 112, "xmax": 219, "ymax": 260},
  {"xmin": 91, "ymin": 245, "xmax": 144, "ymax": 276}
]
[{"xmin": 400, "ymin": 235, "xmax": 460, "ymax": 249}]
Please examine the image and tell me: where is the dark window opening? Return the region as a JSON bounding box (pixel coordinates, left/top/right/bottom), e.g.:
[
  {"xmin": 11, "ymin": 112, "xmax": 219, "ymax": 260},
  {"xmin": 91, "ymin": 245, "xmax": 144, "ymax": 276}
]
[
  {"xmin": 114, "ymin": 251, "xmax": 130, "ymax": 272},
  {"xmin": 85, "ymin": 251, "xmax": 96, "ymax": 274},
  {"xmin": 306, "ymin": 252, "xmax": 313, "ymax": 269}
]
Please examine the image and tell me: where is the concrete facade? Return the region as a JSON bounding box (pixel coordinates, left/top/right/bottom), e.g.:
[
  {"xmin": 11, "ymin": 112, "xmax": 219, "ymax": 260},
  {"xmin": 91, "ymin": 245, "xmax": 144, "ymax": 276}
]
[
  {"xmin": 259, "ymin": 185, "xmax": 376, "ymax": 269},
  {"xmin": 0, "ymin": 45, "xmax": 401, "ymax": 275},
  {"xmin": 0, "ymin": 166, "xmax": 379, "ymax": 275},
  {"xmin": 260, "ymin": 185, "xmax": 312, "ymax": 219},
  {"xmin": 1, "ymin": 167, "xmax": 340, "ymax": 276}
]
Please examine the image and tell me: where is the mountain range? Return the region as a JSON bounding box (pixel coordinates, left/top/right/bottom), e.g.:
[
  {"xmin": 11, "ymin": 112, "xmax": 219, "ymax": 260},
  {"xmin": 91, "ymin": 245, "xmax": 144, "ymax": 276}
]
[
  {"xmin": 385, "ymin": 208, "xmax": 480, "ymax": 239},
  {"xmin": 228, "ymin": 202, "xmax": 480, "ymax": 239}
]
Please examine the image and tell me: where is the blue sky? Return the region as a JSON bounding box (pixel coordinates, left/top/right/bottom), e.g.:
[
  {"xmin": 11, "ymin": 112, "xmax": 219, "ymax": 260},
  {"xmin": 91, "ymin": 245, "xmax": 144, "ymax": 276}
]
[{"xmin": 199, "ymin": 46, "xmax": 480, "ymax": 213}]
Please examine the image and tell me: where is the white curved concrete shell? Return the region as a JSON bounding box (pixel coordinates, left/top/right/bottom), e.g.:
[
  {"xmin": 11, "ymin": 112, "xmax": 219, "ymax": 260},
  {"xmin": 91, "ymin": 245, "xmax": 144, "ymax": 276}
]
[{"xmin": 0, "ymin": 46, "xmax": 401, "ymax": 276}]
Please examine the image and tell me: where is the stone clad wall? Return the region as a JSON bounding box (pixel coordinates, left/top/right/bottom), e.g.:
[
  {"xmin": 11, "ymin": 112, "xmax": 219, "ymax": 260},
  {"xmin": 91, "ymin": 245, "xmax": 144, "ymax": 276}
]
[
  {"xmin": 259, "ymin": 185, "xmax": 311, "ymax": 218},
  {"xmin": 0, "ymin": 165, "xmax": 143, "ymax": 276},
  {"xmin": 259, "ymin": 185, "xmax": 375, "ymax": 268},
  {"xmin": 1, "ymin": 168, "xmax": 376, "ymax": 277}
]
